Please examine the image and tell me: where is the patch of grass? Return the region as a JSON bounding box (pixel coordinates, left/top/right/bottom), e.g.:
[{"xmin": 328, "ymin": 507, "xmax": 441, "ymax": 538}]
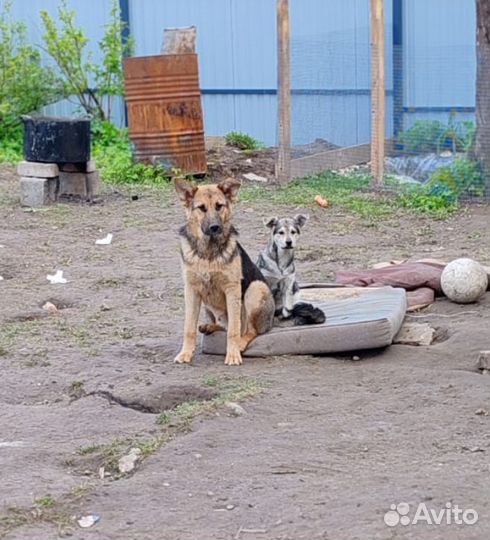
[
  {"xmin": 203, "ymin": 375, "xmax": 220, "ymax": 387},
  {"xmin": 225, "ymin": 131, "xmax": 264, "ymax": 151},
  {"xmin": 56, "ymin": 320, "xmax": 91, "ymax": 347},
  {"xmin": 77, "ymin": 443, "xmax": 105, "ymax": 456},
  {"xmin": 34, "ymin": 495, "xmax": 55, "ymax": 509},
  {"xmin": 76, "ymin": 439, "xmax": 127, "ymax": 473},
  {"xmin": 91, "ymin": 121, "xmax": 174, "ymax": 187},
  {"xmin": 0, "ymin": 490, "xmax": 84, "ymax": 537},
  {"xmin": 240, "ymin": 172, "xmax": 458, "ymax": 220},
  {"xmin": 68, "ymin": 380, "xmax": 85, "ymax": 401},
  {"xmin": 157, "ymin": 377, "xmax": 264, "ymax": 426},
  {"xmin": 134, "ymin": 434, "xmax": 170, "ymax": 458},
  {"xmin": 94, "ymin": 276, "xmax": 127, "ymax": 289},
  {"xmin": 75, "ymin": 434, "xmax": 169, "ymax": 477},
  {"xmin": 43, "ymin": 204, "xmax": 75, "ymax": 227},
  {"xmin": 69, "ymin": 483, "xmax": 91, "ymax": 499},
  {"xmin": 0, "ymin": 320, "xmax": 43, "ymax": 355},
  {"xmin": 71, "ymin": 378, "xmax": 264, "ymax": 478}
]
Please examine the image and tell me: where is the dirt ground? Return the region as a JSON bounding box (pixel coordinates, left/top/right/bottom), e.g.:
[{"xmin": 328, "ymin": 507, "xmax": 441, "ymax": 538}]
[{"xmin": 0, "ymin": 164, "xmax": 489, "ymax": 540}]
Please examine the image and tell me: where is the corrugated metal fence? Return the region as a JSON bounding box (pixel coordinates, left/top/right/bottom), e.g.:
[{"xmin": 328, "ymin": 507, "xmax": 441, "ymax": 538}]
[{"xmin": 10, "ymin": 0, "xmax": 476, "ymax": 146}]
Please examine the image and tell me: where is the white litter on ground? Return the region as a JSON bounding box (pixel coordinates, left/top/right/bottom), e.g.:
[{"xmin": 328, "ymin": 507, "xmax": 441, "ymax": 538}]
[
  {"xmin": 243, "ymin": 173, "xmax": 268, "ymax": 183},
  {"xmin": 77, "ymin": 515, "xmax": 100, "ymax": 528},
  {"xmin": 46, "ymin": 270, "xmax": 67, "ymax": 284},
  {"xmin": 0, "ymin": 441, "xmax": 27, "ymax": 448},
  {"xmin": 95, "ymin": 233, "xmax": 113, "ymax": 245}
]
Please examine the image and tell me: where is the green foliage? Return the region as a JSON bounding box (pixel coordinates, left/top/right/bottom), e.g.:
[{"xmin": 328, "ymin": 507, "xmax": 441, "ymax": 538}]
[
  {"xmin": 0, "ymin": 122, "xmax": 22, "ymax": 163},
  {"xmin": 241, "ymin": 172, "xmax": 457, "ymax": 219},
  {"xmin": 41, "ymin": 0, "xmax": 133, "ymax": 121},
  {"xmin": 399, "ymin": 119, "xmax": 476, "ymax": 154},
  {"xmin": 399, "ymin": 188, "xmax": 457, "ymax": 216},
  {"xmin": 0, "ymin": 1, "xmax": 62, "ymax": 134},
  {"xmin": 428, "ymin": 157, "xmax": 485, "ymax": 198},
  {"xmin": 399, "ymin": 120, "xmax": 446, "ymax": 153},
  {"xmin": 225, "ymin": 131, "xmax": 264, "ymax": 151},
  {"xmin": 92, "ymin": 121, "xmax": 170, "ymax": 185},
  {"xmin": 451, "ymin": 157, "xmax": 485, "ymax": 196},
  {"xmin": 34, "ymin": 495, "xmax": 56, "ymax": 509}
]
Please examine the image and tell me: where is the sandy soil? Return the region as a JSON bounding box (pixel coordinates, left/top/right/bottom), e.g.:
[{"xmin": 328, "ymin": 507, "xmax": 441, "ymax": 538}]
[{"xmin": 0, "ymin": 164, "xmax": 489, "ymax": 540}]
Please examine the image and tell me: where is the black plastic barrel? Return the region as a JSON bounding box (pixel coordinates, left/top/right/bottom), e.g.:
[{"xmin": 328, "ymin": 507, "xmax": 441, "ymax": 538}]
[{"xmin": 23, "ymin": 116, "xmax": 91, "ymax": 163}]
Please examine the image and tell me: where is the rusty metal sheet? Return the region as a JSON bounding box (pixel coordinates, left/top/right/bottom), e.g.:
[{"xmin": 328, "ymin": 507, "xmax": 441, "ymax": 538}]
[{"xmin": 124, "ymin": 54, "xmax": 206, "ymax": 175}]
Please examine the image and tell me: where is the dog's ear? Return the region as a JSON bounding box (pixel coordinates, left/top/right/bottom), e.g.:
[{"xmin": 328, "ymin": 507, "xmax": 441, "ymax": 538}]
[
  {"xmin": 264, "ymin": 216, "xmax": 278, "ymax": 229},
  {"xmin": 217, "ymin": 177, "xmax": 241, "ymax": 202},
  {"xmin": 294, "ymin": 214, "xmax": 309, "ymax": 229},
  {"xmin": 174, "ymin": 178, "xmax": 197, "ymax": 207}
]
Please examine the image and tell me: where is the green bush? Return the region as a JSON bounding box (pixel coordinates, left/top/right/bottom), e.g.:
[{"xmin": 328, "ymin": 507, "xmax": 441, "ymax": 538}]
[
  {"xmin": 399, "ymin": 119, "xmax": 476, "ymax": 154},
  {"xmin": 92, "ymin": 121, "xmax": 170, "ymax": 185},
  {"xmin": 428, "ymin": 157, "xmax": 485, "ymax": 198},
  {"xmin": 41, "ymin": 0, "xmax": 133, "ymax": 121},
  {"xmin": 399, "ymin": 120, "xmax": 446, "ymax": 153},
  {"xmin": 399, "ymin": 189, "xmax": 457, "ymax": 216},
  {"xmin": 225, "ymin": 131, "xmax": 264, "ymax": 151},
  {"xmin": 0, "ymin": 122, "xmax": 22, "ymax": 163},
  {"xmin": 0, "ymin": 1, "xmax": 63, "ymax": 137}
]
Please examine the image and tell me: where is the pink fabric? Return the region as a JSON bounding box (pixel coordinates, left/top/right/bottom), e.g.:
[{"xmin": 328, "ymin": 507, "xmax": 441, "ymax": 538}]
[
  {"xmin": 336, "ymin": 262, "xmax": 444, "ymax": 293},
  {"xmin": 335, "ymin": 262, "xmax": 445, "ymax": 309}
]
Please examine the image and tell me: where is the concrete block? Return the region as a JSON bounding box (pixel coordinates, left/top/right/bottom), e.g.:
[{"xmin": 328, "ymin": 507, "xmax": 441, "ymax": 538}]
[
  {"xmin": 20, "ymin": 177, "xmax": 51, "ymax": 207},
  {"xmin": 394, "ymin": 322, "xmax": 435, "ymax": 346},
  {"xmin": 86, "ymin": 171, "xmax": 100, "ymax": 201},
  {"xmin": 86, "ymin": 159, "xmax": 97, "ymax": 173},
  {"xmin": 17, "ymin": 161, "xmax": 59, "ymax": 178},
  {"xmin": 59, "ymin": 163, "xmax": 81, "ymax": 173},
  {"xmin": 59, "ymin": 159, "xmax": 96, "ymax": 173},
  {"xmin": 48, "ymin": 177, "xmax": 59, "ymax": 202},
  {"xmin": 59, "ymin": 171, "xmax": 87, "ymax": 198}
]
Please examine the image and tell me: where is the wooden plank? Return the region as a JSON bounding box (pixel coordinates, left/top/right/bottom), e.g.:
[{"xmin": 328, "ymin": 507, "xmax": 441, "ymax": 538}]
[
  {"xmin": 161, "ymin": 26, "xmax": 197, "ymax": 54},
  {"xmin": 275, "ymin": 0, "xmax": 291, "ymax": 184},
  {"xmin": 290, "ymin": 143, "xmax": 371, "ymax": 178},
  {"xmin": 370, "ymin": 0, "xmax": 386, "ymax": 187}
]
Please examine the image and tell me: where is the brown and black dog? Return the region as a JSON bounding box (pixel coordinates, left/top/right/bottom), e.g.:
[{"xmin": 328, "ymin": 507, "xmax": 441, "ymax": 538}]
[{"xmin": 174, "ymin": 177, "xmax": 274, "ymax": 366}]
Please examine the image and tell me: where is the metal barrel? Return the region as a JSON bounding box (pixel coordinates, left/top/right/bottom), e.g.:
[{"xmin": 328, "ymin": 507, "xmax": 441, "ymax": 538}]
[{"xmin": 123, "ymin": 54, "xmax": 207, "ymax": 175}]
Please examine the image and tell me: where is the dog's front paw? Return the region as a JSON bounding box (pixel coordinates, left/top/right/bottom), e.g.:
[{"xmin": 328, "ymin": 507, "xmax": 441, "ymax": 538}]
[
  {"xmin": 279, "ymin": 308, "xmax": 292, "ymax": 320},
  {"xmin": 174, "ymin": 350, "xmax": 194, "ymax": 364},
  {"xmin": 224, "ymin": 347, "xmax": 242, "ymax": 366}
]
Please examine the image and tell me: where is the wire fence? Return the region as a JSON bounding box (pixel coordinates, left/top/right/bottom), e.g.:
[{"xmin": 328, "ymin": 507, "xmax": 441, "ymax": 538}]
[{"xmin": 286, "ymin": 4, "xmax": 489, "ymax": 197}]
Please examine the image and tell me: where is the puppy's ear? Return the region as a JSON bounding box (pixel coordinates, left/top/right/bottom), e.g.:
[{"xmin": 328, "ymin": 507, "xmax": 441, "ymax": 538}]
[
  {"xmin": 174, "ymin": 178, "xmax": 197, "ymax": 207},
  {"xmin": 294, "ymin": 214, "xmax": 309, "ymax": 228},
  {"xmin": 217, "ymin": 177, "xmax": 241, "ymax": 202},
  {"xmin": 264, "ymin": 216, "xmax": 278, "ymax": 229}
]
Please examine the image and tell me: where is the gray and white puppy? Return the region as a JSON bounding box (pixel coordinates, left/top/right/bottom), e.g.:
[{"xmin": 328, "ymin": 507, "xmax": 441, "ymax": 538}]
[{"xmin": 256, "ymin": 214, "xmax": 308, "ymax": 319}]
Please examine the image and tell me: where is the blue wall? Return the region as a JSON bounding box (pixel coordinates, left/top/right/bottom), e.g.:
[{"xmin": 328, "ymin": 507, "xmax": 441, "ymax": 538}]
[{"xmin": 9, "ymin": 0, "xmax": 476, "ymax": 146}]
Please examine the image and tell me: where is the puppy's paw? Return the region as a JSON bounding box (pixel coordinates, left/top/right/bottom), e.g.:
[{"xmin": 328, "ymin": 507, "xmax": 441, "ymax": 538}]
[
  {"xmin": 238, "ymin": 338, "xmax": 249, "ymax": 352},
  {"xmin": 224, "ymin": 347, "xmax": 242, "ymax": 366},
  {"xmin": 279, "ymin": 308, "xmax": 292, "ymax": 320},
  {"xmin": 238, "ymin": 334, "xmax": 256, "ymax": 352},
  {"xmin": 174, "ymin": 350, "xmax": 194, "ymax": 364},
  {"xmin": 198, "ymin": 323, "xmax": 225, "ymax": 335}
]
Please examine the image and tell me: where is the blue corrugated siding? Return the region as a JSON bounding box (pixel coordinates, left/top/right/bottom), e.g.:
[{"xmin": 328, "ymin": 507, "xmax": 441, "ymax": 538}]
[
  {"xmin": 128, "ymin": 0, "xmax": 277, "ymax": 143},
  {"xmin": 9, "ymin": 0, "xmax": 114, "ymax": 60},
  {"xmin": 9, "ymin": 0, "xmax": 476, "ymax": 145},
  {"xmin": 403, "ymin": 0, "xmax": 476, "ymax": 128}
]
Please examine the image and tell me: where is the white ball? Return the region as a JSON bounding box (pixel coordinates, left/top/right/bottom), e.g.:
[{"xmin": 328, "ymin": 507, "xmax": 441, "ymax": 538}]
[{"xmin": 441, "ymin": 258, "xmax": 488, "ymax": 304}]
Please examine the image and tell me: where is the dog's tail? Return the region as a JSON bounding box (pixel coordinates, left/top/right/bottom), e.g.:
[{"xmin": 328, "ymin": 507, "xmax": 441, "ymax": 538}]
[{"xmin": 291, "ymin": 302, "xmax": 326, "ymax": 326}]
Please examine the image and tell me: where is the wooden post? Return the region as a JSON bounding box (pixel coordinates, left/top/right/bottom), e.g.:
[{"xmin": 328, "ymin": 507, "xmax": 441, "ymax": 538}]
[
  {"xmin": 276, "ymin": 0, "xmax": 291, "ymax": 184},
  {"xmin": 161, "ymin": 26, "xmax": 197, "ymax": 54},
  {"xmin": 370, "ymin": 0, "xmax": 385, "ymax": 187}
]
